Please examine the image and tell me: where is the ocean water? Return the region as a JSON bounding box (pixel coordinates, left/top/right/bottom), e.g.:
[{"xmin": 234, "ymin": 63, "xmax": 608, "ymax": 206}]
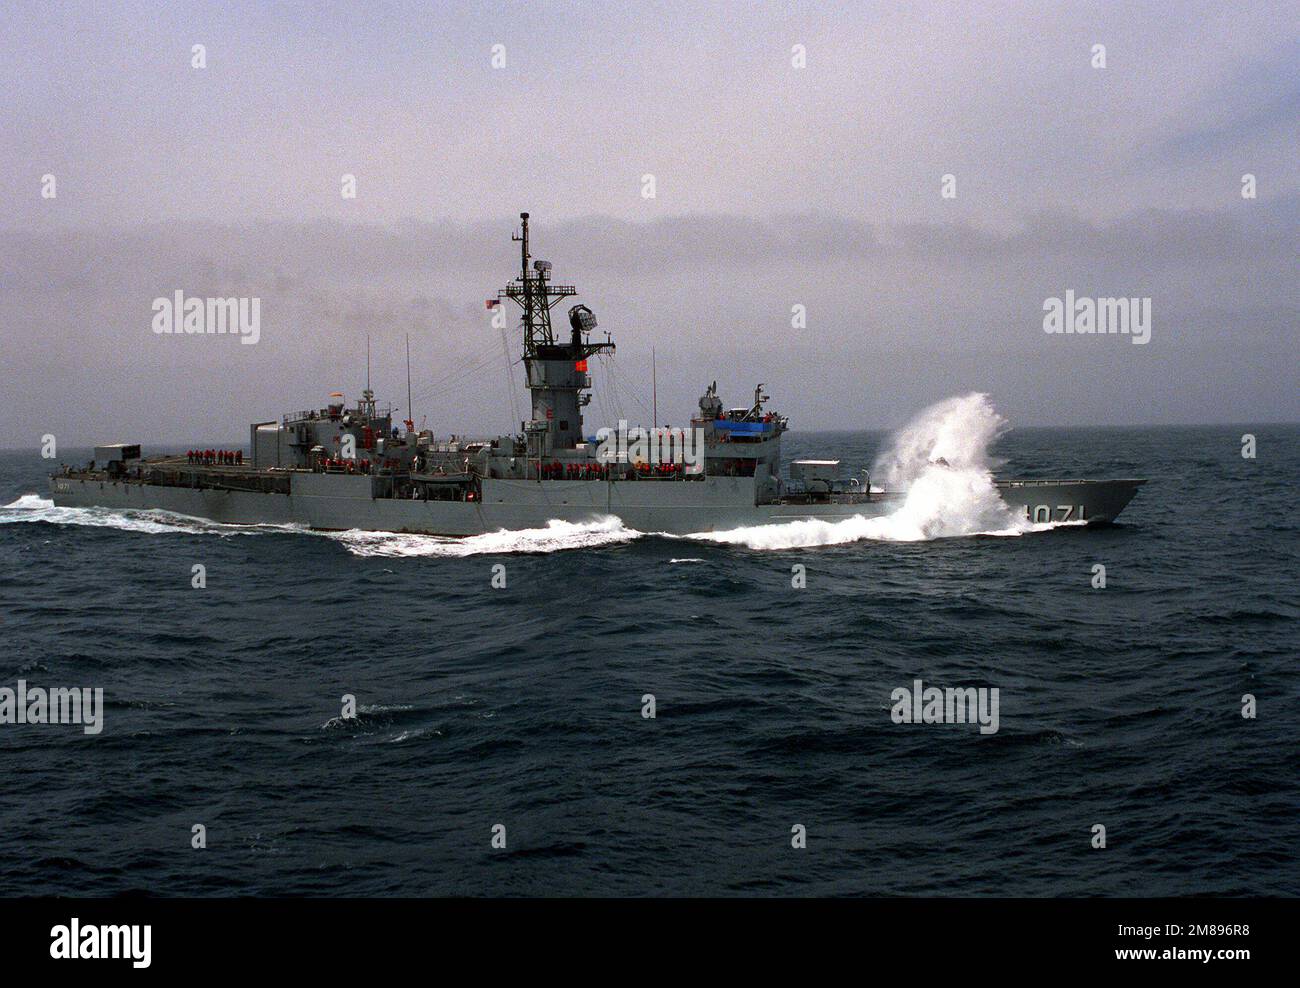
[{"xmin": 0, "ymin": 420, "xmax": 1296, "ymax": 896}]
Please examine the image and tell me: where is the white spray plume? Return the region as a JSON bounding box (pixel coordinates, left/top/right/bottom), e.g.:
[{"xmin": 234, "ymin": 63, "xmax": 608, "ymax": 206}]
[
  {"xmin": 872, "ymin": 392, "xmax": 1008, "ymax": 489},
  {"xmin": 695, "ymin": 392, "xmax": 1043, "ymax": 548}
]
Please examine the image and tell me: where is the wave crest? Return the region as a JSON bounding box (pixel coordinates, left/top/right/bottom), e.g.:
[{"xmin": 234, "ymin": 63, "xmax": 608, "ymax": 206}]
[{"xmin": 326, "ymin": 516, "xmax": 640, "ymax": 558}]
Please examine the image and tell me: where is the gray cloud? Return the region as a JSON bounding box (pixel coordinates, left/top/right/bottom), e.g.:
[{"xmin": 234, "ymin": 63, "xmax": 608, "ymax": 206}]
[{"xmin": 1, "ymin": 202, "xmax": 1295, "ymax": 449}]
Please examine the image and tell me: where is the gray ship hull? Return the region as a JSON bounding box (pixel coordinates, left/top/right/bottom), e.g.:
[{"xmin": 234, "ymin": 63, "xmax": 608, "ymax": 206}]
[{"xmin": 49, "ymin": 473, "xmax": 1144, "ymax": 537}]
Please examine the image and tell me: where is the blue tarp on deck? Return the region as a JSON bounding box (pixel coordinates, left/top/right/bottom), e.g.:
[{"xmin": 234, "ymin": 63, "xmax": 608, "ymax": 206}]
[{"xmin": 713, "ymin": 420, "xmax": 773, "ymax": 435}]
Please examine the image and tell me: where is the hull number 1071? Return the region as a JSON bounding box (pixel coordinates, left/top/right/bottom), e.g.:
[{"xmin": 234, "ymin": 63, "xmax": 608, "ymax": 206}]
[{"xmin": 1026, "ymin": 504, "xmax": 1086, "ymax": 523}]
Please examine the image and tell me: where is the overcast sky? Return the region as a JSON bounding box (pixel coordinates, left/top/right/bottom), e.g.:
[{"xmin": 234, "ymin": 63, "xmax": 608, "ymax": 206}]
[{"xmin": 1, "ymin": 0, "xmax": 1296, "ymax": 445}]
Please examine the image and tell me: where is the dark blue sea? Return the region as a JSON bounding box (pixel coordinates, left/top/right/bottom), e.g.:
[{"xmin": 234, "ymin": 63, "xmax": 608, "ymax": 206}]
[{"xmin": 0, "ymin": 425, "xmax": 1296, "ymax": 896}]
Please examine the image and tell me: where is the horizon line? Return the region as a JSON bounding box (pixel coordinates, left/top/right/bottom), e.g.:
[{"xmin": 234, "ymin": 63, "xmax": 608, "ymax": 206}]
[{"xmin": 4, "ymin": 420, "xmax": 1299, "ymax": 452}]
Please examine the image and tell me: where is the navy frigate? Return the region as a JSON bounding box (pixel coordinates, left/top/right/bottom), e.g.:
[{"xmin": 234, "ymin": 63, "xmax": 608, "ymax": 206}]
[{"xmin": 49, "ymin": 213, "xmax": 1145, "ymax": 536}]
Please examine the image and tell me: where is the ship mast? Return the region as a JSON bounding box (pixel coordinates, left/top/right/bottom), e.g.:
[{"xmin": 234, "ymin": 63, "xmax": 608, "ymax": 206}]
[
  {"xmin": 505, "ymin": 212, "xmax": 576, "ymax": 355},
  {"xmin": 497, "ymin": 212, "xmax": 615, "ymax": 456},
  {"xmin": 359, "ymin": 334, "xmax": 376, "ymax": 421},
  {"xmin": 405, "ymin": 333, "xmax": 413, "ymax": 433}
]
